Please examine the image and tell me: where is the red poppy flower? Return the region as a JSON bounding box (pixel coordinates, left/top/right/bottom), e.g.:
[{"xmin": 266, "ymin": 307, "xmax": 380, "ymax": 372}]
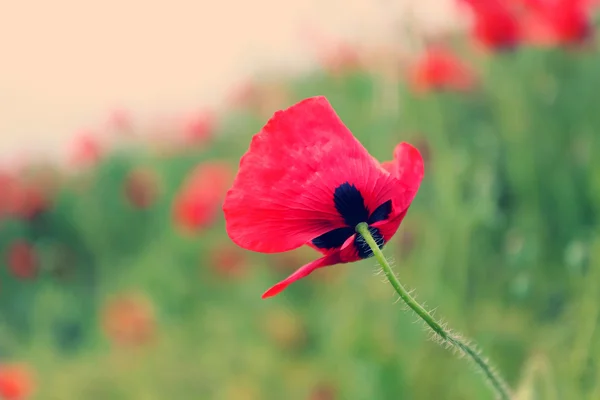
[
  {"xmin": 173, "ymin": 162, "xmax": 233, "ymax": 232},
  {"xmin": 223, "ymin": 96, "xmax": 424, "ymax": 298},
  {"xmin": 409, "ymin": 47, "xmax": 477, "ymax": 93},
  {"xmin": 460, "ymin": 0, "xmax": 521, "ymax": 50},
  {"xmin": 6, "ymin": 241, "xmax": 38, "ymax": 280},
  {"xmin": 521, "ymin": 0, "xmax": 591, "ymax": 46},
  {"xmin": 0, "ymin": 363, "xmax": 34, "ymax": 400}
]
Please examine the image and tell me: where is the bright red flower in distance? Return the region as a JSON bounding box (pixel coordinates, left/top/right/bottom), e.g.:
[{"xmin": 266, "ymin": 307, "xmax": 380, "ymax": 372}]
[
  {"xmin": 173, "ymin": 162, "xmax": 233, "ymax": 232},
  {"xmin": 223, "ymin": 96, "xmax": 424, "ymax": 298},
  {"xmin": 0, "ymin": 363, "xmax": 34, "ymax": 400},
  {"xmin": 520, "ymin": 0, "xmax": 592, "ymax": 46},
  {"xmin": 409, "ymin": 47, "xmax": 476, "ymax": 93},
  {"xmin": 6, "ymin": 241, "xmax": 38, "ymax": 280},
  {"xmin": 460, "ymin": 0, "xmax": 521, "ymax": 50}
]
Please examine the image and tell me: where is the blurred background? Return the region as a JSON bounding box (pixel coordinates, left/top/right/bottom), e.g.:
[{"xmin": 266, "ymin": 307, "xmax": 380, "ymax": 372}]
[{"xmin": 1, "ymin": 0, "xmax": 599, "ymax": 399}]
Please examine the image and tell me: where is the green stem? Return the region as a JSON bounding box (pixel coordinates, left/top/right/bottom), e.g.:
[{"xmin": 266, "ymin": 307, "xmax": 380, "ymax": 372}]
[{"xmin": 355, "ymin": 222, "xmax": 511, "ymax": 400}]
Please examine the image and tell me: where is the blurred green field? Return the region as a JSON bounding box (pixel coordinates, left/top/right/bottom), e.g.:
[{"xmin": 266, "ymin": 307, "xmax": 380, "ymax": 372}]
[{"xmin": 2, "ymin": 37, "xmax": 600, "ymax": 399}]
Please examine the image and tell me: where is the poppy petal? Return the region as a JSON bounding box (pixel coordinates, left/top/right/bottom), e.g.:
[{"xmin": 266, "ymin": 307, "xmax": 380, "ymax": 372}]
[
  {"xmin": 382, "ymin": 142, "xmax": 424, "ymax": 208},
  {"xmin": 262, "ymin": 253, "xmax": 341, "ymax": 298},
  {"xmin": 224, "ymin": 96, "xmax": 399, "ymax": 253}
]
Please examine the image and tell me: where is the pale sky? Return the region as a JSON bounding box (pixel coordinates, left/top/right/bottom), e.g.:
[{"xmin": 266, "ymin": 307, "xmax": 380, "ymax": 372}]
[{"xmin": 0, "ymin": 0, "xmax": 458, "ymax": 161}]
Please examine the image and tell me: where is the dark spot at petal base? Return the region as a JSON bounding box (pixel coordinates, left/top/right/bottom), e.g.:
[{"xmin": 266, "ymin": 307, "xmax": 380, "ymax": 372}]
[
  {"xmin": 311, "ymin": 182, "xmax": 390, "ymax": 256},
  {"xmin": 334, "ymin": 182, "xmax": 369, "ymax": 227},
  {"xmin": 312, "ymin": 227, "xmax": 354, "ymax": 249},
  {"xmin": 368, "ymin": 200, "xmax": 392, "ymax": 224}
]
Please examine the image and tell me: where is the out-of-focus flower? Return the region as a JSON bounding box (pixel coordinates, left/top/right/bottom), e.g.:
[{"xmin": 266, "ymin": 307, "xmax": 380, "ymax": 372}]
[
  {"xmin": 69, "ymin": 132, "xmax": 102, "ymax": 168},
  {"xmin": 173, "ymin": 162, "xmax": 233, "ymax": 232},
  {"xmin": 101, "ymin": 292, "xmax": 155, "ymax": 347},
  {"xmin": 584, "ymin": 0, "xmax": 600, "ymax": 9},
  {"xmin": 208, "ymin": 243, "xmax": 248, "ymax": 278},
  {"xmin": 182, "ymin": 111, "xmax": 214, "ymax": 147},
  {"xmin": 107, "ymin": 108, "xmax": 133, "ymax": 134},
  {"xmin": 0, "ymin": 172, "xmax": 48, "ymax": 220},
  {"xmin": 309, "ymin": 383, "xmax": 337, "ymax": 400},
  {"xmin": 124, "ymin": 168, "xmax": 160, "ymax": 210},
  {"xmin": 521, "ymin": 0, "xmax": 592, "ymax": 46},
  {"xmin": 6, "ymin": 240, "xmax": 38, "ymax": 280},
  {"xmin": 460, "ymin": 0, "xmax": 521, "ymax": 50},
  {"xmin": 409, "ymin": 47, "xmax": 477, "ymax": 93},
  {"xmin": 0, "ymin": 363, "xmax": 35, "ymax": 400}
]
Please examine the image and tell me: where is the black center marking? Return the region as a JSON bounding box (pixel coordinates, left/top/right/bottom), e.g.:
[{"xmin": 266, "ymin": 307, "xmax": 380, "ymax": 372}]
[
  {"xmin": 333, "ymin": 182, "xmax": 369, "ymax": 227},
  {"xmin": 311, "ymin": 227, "xmax": 354, "ymax": 250},
  {"xmin": 310, "ymin": 182, "xmax": 393, "ymax": 257},
  {"xmin": 368, "ymin": 200, "xmax": 392, "ymax": 224}
]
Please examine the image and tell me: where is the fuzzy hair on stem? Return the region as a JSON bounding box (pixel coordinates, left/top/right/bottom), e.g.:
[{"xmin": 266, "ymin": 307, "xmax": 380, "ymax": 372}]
[{"xmin": 355, "ymin": 222, "xmax": 512, "ymax": 400}]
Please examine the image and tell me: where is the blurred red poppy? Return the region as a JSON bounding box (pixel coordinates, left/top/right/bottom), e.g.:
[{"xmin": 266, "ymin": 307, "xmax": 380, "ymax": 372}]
[
  {"xmin": 460, "ymin": 0, "xmax": 521, "ymax": 50},
  {"xmin": 173, "ymin": 162, "xmax": 233, "ymax": 232},
  {"xmin": 0, "ymin": 363, "xmax": 34, "ymax": 400},
  {"xmin": 521, "ymin": 0, "xmax": 592, "ymax": 46},
  {"xmin": 69, "ymin": 133, "xmax": 102, "ymax": 168},
  {"xmin": 409, "ymin": 47, "xmax": 477, "ymax": 93},
  {"xmin": 223, "ymin": 96, "xmax": 424, "ymax": 298},
  {"xmin": 182, "ymin": 111, "xmax": 214, "ymax": 147},
  {"xmin": 0, "ymin": 173, "xmax": 48, "ymax": 220},
  {"xmin": 107, "ymin": 108, "xmax": 133, "ymax": 133},
  {"xmin": 6, "ymin": 241, "xmax": 38, "ymax": 280},
  {"xmin": 124, "ymin": 168, "xmax": 160, "ymax": 209},
  {"xmin": 101, "ymin": 292, "xmax": 155, "ymax": 347}
]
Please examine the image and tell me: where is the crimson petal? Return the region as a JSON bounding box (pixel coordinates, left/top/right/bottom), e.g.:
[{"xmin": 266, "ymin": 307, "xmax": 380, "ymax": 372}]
[{"xmin": 223, "ymin": 96, "xmax": 398, "ymax": 253}]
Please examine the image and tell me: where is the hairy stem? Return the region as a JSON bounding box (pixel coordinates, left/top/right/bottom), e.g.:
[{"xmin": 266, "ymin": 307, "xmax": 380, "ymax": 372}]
[{"xmin": 355, "ymin": 222, "xmax": 511, "ymax": 400}]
